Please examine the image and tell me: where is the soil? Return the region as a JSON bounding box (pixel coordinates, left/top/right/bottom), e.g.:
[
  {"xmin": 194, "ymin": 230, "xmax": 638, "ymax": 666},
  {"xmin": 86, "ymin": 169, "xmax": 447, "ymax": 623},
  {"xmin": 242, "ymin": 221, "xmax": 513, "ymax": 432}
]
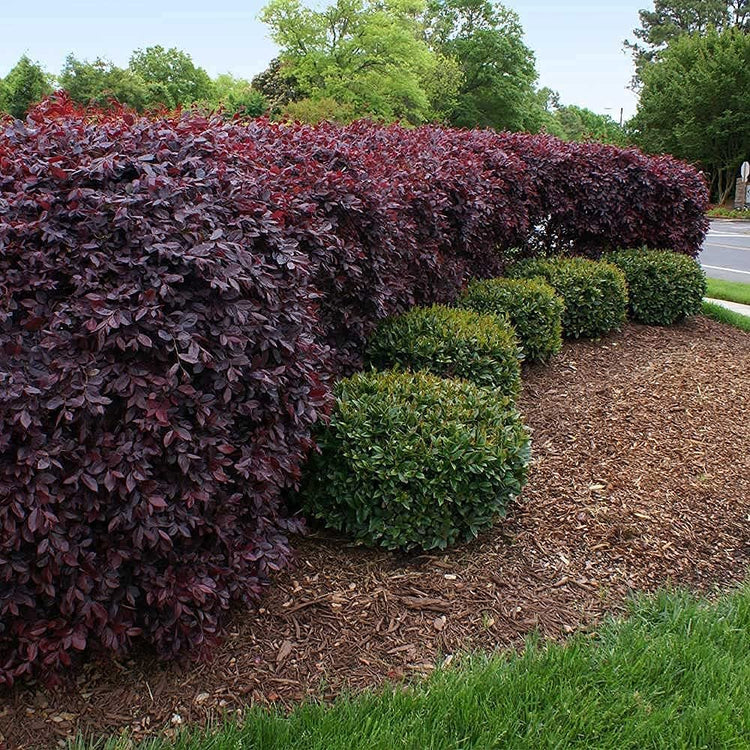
[{"xmin": 1, "ymin": 316, "xmax": 749, "ymax": 749}]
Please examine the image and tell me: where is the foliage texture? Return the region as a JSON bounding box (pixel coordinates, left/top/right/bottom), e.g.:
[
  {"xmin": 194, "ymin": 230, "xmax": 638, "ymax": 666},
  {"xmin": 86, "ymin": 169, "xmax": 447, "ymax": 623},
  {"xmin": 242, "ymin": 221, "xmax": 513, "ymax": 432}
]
[
  {"xmin": 609, "ymin": 248, "xmax": 707, "ymax": 325},
  {"xmin": 510, "ymin": 257, "xmax": 628, "ymax": 339},
  {"xmin": 458, "ymin": 277, "xmax": 564, "ymax": 362},
  {"xmin": 367, "ymin": 305, "xmax": 521, "ymax": 396},
  {"xmin": 301, "ymin": 370, "xmax": 530, "ymax": 551},
  {"xmin": 496, "ymin": 132, "xmax": 709, "ymax": 257},
  {"xmin": 0, "ymin": 99, "xmax": 332, "ymax": 685}
]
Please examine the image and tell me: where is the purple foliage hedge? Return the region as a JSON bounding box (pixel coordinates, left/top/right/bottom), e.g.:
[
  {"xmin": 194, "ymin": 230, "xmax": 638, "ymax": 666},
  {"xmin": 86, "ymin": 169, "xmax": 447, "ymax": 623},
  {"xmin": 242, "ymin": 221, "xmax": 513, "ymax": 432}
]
[
  {"xmin": 497, "ymin": 132, "xmax": 709, "ymax": 257},
  {"xmin": 0, "ymin": 101, "xmax": 333, "ymax": 685},
  {"xmin": 0, "ymin": 98, "xmax": 709, "ymax": 684}
]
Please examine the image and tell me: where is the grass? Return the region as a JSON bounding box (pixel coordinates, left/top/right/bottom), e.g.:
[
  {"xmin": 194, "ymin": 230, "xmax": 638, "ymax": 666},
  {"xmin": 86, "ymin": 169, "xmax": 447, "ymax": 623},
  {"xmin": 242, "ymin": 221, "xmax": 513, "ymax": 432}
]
[
  {"xmin": 705, "ymin": 278, "xmax": 750, "ymax": 306},
  {"xmin": 702, "ymin": 301, "xmax": 750, "ymax": 332},
  {"xmin": 75, "ymin": 582, "xmax": 750, "ymax": 750},
  {"xmin": 707, "ymin": 206, "xmax": 750, "ymax": 219}
]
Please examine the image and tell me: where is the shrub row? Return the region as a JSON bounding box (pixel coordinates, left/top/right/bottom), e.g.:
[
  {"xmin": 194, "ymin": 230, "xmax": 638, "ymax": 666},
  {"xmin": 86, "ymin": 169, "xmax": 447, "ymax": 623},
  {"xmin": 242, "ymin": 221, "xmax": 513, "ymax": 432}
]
[
  {"xmin": 510, "ymin": 258, "xmax": 629, "ymax": 339},
  {"xmin": 0, "ymin": 98, "xmax": 710, "ymax": 684},
  {"xmin": 305, "ymin": 247, "xmax": 707, "ymax": 556}
]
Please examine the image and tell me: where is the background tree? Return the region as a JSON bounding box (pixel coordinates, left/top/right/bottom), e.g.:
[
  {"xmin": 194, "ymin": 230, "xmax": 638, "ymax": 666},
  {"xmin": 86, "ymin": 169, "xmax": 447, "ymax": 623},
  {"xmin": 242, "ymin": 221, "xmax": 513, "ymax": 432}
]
[
  {"xmin": 0, "ymin": 55, "xmax": 52, "ymax": 119},
  {"xmin": 553, "ymin": 104, "xmax": 627, "ymax": 146},
  {"xmin": 625, "ymin": 0, "xmax": 749, "ymax": 84},
  {"xmin": 260, "ymin": 0, "xmax": 454, "ymax": 124},
  {"xmin": 211, "ymin": 73, "xmax": 268, "ymax": 116},
  {"xmin": 128, "ymin": 45, "xmax": 214, "ymax": 108},
  {"xmin": 424, "ymin": 0, "xmax": 541, "ymax": 131},
  {"xmin": 630, "ymin": 27, "xmax": 750, "ymax": 202},
  {"xmin": 59, "ymin": 55, "xmax": 152, "ymax": 110},
  {"xmin": 251, "ymin": 56, "xmax": 304, "ymax": 113}
]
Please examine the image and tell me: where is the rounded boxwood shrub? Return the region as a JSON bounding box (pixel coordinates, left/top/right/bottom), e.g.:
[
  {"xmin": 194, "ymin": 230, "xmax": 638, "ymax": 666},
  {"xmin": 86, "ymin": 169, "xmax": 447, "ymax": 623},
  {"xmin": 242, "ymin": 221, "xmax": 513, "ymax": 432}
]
[
  {"xmin": 366, "ymin": 305, "xmax": 521, "ymax": 398},
  {"xmin": 608, "ymin": 248, "xmax": 707, "ymax": 325},
  {"xmin": 301, "ymin": 370, "xmax": 530, "ymax": 551},
  {"xmin": 510, "ymin": 257, "xmax": 628, "ymax": 339},
  {"xmin": 458, "ymin": 277, "xmax": 564, "ymax": 362}
]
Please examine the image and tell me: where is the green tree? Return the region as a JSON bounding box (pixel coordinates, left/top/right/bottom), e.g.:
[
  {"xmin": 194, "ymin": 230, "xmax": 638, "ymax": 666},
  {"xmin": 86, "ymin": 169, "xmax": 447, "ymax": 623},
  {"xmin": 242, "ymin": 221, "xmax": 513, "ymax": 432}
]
[
  {"xmin": 553, "ymin": 104, "xmax": 627, "ymax": 146},
  {"xmin": 59, "ymin": 55, "xmax": 152, "ymax": 110},
  {"xmin": 0, "ymin": 55, "xmax": 52, "ymax": 119},
  {"xmin": 128, "ymin": 45, "xmax": 214, "ymax": 108},
  {"xmin": 625, "ymin": 0, "xmax": 748, "ymax": 84},
  {"xmin": 630, "ymin": 28, "xmax": 750, "ymax": 202},
  {"xmin": 211, "ymin": 73, "xmax": 268, "ymax": 116},
  {"xmin": 260, "ymin": 0, "xmax": 452, "ymax": 124},
  {"xmin": 424, "ymin": 0, "xmax": 540, "ymax": 131}
]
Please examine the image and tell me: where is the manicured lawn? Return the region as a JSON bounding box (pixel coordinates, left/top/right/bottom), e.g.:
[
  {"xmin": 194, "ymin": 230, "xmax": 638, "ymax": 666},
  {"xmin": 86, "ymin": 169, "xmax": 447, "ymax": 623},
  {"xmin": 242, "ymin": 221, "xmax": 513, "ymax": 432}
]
[
  {"xmin": 705, "ymin": 277, "xmax": 750, "ymax": 306},
  {"xmin": 702, "ymin": 301, "xmax": 750, "ymax": 332},
  {"xmin": 77, "ymin": 583, "xmax": 750, "ymax": 750}
]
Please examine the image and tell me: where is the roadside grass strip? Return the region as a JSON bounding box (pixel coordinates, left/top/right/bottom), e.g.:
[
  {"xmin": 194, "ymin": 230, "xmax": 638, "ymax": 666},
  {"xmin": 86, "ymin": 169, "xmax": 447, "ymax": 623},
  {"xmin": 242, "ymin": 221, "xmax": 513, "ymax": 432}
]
[
  {"xmin": 705, "ymin": 278, "xmax": 750, "ymax": 306},
  {"xmin": 702, "ymin": 302, "xmax": 750, "ymax": 332}
]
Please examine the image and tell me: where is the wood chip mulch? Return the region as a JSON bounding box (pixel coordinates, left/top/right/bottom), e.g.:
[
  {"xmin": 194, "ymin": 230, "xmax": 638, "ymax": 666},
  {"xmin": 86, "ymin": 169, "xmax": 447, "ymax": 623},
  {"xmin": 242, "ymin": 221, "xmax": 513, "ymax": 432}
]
[{"xmin": 2, "ymin": 316, "xmax": 749, "ymax": 749}]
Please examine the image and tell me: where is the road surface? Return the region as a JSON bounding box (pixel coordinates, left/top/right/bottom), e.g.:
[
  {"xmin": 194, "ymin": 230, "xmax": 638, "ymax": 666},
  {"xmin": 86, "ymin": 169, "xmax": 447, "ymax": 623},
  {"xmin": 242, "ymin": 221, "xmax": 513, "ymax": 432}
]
[{"xmin": 700, "ymin": 220, "xmax": 750, "ymax": 283}]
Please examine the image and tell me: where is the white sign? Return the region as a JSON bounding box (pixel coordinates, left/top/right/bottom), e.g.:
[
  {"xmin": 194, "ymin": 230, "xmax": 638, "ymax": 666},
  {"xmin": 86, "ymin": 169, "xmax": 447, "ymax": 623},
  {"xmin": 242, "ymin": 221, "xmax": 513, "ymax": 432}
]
[{"xmin": 742, "ymin": 161, "xmax": 750, "ymax": 181}]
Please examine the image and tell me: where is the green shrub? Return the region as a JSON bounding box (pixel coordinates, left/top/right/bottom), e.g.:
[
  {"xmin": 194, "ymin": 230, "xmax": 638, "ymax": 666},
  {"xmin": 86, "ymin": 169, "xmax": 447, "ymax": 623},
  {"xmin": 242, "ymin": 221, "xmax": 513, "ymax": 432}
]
[
  {"xmin": 458, "ymin": 277, "xmax": 564, "ymax": 362},
  {"xmin": 510, "ymin": 257, "xmax": 628, "ymax": 339},
  {"xmin": 366, "ymin": 305, "xmax": 521, "ymax": 397},
  {"xmin": 608, "ymin": 248, "xmax": 707, "ymax": 325},
  {"xmin": 301, "ymin": 370, "xmax": 530, "ymax": 551}
]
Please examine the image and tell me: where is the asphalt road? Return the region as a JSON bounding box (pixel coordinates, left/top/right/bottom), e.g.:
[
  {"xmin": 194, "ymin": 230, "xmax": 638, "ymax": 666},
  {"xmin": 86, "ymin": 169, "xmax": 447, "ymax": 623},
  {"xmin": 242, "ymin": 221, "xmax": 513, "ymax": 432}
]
[{"xmin": 700, "ymin": 220, "xmax": 750, "ymax": 282}]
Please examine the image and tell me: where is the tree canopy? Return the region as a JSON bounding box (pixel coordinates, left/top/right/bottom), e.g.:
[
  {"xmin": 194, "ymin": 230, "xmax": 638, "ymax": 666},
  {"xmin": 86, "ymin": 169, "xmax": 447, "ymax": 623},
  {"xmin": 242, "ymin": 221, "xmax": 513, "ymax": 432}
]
[
  {"xmin": 630, "ymin": 27, "xmax": 750, "ymax": 202},
  {"xmin": 424, "ymin": 0, "xmax": 540, "ymax": 131},
  {"xmin": 625, "ymin": 0, "xmax": 749, "ymax": 84},
  {"xmin": 258, "ymin": 0, "xmax": 548, "ymax": 129},
  {"xmin": 553, "ymin": 105, "xmax": 627, "ymax": 146},
  {"xmin": 0, "ymin": 56, "xmax": 52, "ymax": 119},
  {"xmin": 128, "ymin": 45, "xmax": 214, "ymax": 109},
  {"xmin": 59, "ymin": 55, "xmax": 154, "ymax": 111},
  {"xmin": 260, "ymin": 0, "xmax": 447, "ymax": 124}
]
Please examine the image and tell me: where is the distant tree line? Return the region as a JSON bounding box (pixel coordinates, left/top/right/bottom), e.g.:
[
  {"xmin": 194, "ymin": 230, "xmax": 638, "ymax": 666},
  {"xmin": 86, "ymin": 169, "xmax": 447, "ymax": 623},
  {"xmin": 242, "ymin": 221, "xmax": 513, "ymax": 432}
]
[
  {"xmin": 627, "ymin": 0, "xmax": 750, "ymax": 202},
  {"xmin": 1, "ymin": 5, "xmax": 627, "ymax": 147},
  {"xmin": 254, "ymin": 0, "xmax": 628, "ymax": 141},
  {"xmin": 0, "ymin": 46, "xmax": 267, "ymax": 120}
]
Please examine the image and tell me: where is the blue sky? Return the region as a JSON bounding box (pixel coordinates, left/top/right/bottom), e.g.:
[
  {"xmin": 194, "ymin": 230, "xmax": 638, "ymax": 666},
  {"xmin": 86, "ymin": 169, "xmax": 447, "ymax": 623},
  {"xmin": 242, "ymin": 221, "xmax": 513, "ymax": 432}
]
[{"xmin": 1, "ymin": 0, "xmax": 645, "ymax": 119}]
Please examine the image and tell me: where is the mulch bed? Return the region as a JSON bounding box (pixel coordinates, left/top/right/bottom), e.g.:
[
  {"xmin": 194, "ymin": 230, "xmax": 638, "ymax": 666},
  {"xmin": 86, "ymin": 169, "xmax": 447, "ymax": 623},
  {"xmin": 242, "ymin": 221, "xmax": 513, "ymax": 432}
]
[{"xmin": 2, "ymin": 316, "xmax": 749, "ymax": 749}]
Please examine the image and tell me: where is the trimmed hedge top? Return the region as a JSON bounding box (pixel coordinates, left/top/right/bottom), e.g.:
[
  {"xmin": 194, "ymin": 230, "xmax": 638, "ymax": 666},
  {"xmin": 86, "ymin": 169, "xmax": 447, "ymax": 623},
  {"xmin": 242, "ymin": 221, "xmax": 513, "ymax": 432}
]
[
  {"xmin": 458, "ymin": 277, "xmax": 564, "ymax": 362},
  {"xmin": 608, "ymin": 248, "xmax": 707, "ymax": 325},
  {"xmin": 300, "ymin": 370, "xmax": 530, "ymax": 551},
  {"xmin": 366, "ymin": 305, "xmax": 522, "ymax": 397},
  {"xmin": 510, "ymin": 257, "xmax": 628, "ymax": 339}
]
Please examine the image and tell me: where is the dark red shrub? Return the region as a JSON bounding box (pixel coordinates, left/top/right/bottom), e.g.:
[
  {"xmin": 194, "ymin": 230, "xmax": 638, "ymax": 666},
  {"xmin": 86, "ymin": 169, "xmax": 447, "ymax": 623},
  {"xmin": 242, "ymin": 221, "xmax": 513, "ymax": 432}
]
[
  {"xmin": 497, "ymin": 133, "xmax": 709, "ymax": 257},
  {"xmin": 0, "ymin": 99, "xmax": 331, "ymax": 685},
  {"xmin": 236, "ymin": 121, "xmax": 534, "ymax": 372}
]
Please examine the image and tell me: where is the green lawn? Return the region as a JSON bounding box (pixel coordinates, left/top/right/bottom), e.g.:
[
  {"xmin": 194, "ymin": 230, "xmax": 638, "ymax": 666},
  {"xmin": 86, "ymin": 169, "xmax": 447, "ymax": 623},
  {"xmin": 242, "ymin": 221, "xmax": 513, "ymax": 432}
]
[
  {"xmin": 702, "ymin": 301, "xmax": 750, "ymax": 332},
  {"xmin": 705, "ymin": 277, "xmax": 750, "ymax": 306},
  {"xmin": 707, "ymin": 207, "xmax": 750, "ymax": 219},
  {"xmin": 77, "ymin": 582, "xmax": 750, "ymax": 750}
]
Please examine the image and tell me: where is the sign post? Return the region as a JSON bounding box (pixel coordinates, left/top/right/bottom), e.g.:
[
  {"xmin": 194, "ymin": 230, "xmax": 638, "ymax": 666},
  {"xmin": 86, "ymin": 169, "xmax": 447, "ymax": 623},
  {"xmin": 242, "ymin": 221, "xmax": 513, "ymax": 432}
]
[{"xmin": 734, "ymin": 162, "xmax": 750, "ymax": 210}]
